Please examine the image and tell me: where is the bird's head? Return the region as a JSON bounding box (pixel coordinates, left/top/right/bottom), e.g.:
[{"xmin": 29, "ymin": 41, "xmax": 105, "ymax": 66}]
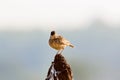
[{"xmin": 51, "ymin": 31, "xmax": 55, "ymax": 36}]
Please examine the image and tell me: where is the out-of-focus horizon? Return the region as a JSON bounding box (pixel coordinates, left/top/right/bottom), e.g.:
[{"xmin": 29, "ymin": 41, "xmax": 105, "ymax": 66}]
[{"xmin": 0, "ymin": 25, "xmax": 120, "ymax": 80}]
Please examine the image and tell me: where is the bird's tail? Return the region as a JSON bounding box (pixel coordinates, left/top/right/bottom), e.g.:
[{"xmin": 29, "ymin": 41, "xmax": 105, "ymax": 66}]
[{"xmin": 69, "ymin": 44, "xmax": 74, "ymax": 48}]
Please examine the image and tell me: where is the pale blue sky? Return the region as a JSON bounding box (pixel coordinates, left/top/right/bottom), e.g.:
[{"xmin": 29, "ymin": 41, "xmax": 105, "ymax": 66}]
[{"xmin": 0, "ymin": 0, "xmax": 120, "ymax": 30}]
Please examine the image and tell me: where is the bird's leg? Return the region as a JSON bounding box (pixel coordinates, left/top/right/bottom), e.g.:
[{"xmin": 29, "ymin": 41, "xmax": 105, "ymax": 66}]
[
  {"xmin": 59, "ymin": 49, "xmax": 64, "ymax": 54},
  {"xmin": 57, "ymin": 50, "xmax": 60, "ymax": 54}
]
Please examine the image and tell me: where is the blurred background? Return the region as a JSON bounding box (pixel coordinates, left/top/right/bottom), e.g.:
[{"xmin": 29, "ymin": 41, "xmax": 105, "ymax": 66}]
[{"xmin": 0, "ymin": 0, "xmax": 120, "ymax": 80}]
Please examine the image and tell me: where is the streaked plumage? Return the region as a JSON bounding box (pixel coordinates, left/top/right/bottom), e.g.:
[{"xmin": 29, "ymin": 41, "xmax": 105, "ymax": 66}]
[{"xmin": 49, "ymin": 31, "xmax": 74, "ymax": 54}]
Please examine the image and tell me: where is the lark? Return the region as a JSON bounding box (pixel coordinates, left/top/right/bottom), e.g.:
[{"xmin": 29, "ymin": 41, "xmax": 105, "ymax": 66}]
[{"xmin": 49, "ymin": 31, "xmax": 74, "ymax": 54}]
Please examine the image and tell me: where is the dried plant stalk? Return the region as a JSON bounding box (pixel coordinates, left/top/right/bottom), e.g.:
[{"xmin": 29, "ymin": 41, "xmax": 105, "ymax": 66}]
[{"xmin": 45, "ymin": 54, "xmax": 73, "ymax": 80}]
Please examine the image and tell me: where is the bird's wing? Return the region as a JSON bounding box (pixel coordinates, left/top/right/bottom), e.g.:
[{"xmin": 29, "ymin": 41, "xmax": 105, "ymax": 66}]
[{"xmin": 57, "ymin": 35, "xmax": 70, "ymax": 45}]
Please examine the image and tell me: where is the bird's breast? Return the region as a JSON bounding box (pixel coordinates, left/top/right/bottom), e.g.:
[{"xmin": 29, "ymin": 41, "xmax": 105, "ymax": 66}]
[{"xmin": 49, "ymin": 39, "xmax": 65, "ymax": 50}]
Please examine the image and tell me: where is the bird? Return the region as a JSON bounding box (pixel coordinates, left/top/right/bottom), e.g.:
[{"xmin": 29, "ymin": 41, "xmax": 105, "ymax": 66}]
[{"xmin": 49, "ymin": 31, "xmax": 74, "ymax": 54}]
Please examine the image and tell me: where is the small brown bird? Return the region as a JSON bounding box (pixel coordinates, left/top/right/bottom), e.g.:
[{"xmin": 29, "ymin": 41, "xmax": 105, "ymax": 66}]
[{"xmin": 49, "ymin": 31, "xmax": 74, "ymax": 54}]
